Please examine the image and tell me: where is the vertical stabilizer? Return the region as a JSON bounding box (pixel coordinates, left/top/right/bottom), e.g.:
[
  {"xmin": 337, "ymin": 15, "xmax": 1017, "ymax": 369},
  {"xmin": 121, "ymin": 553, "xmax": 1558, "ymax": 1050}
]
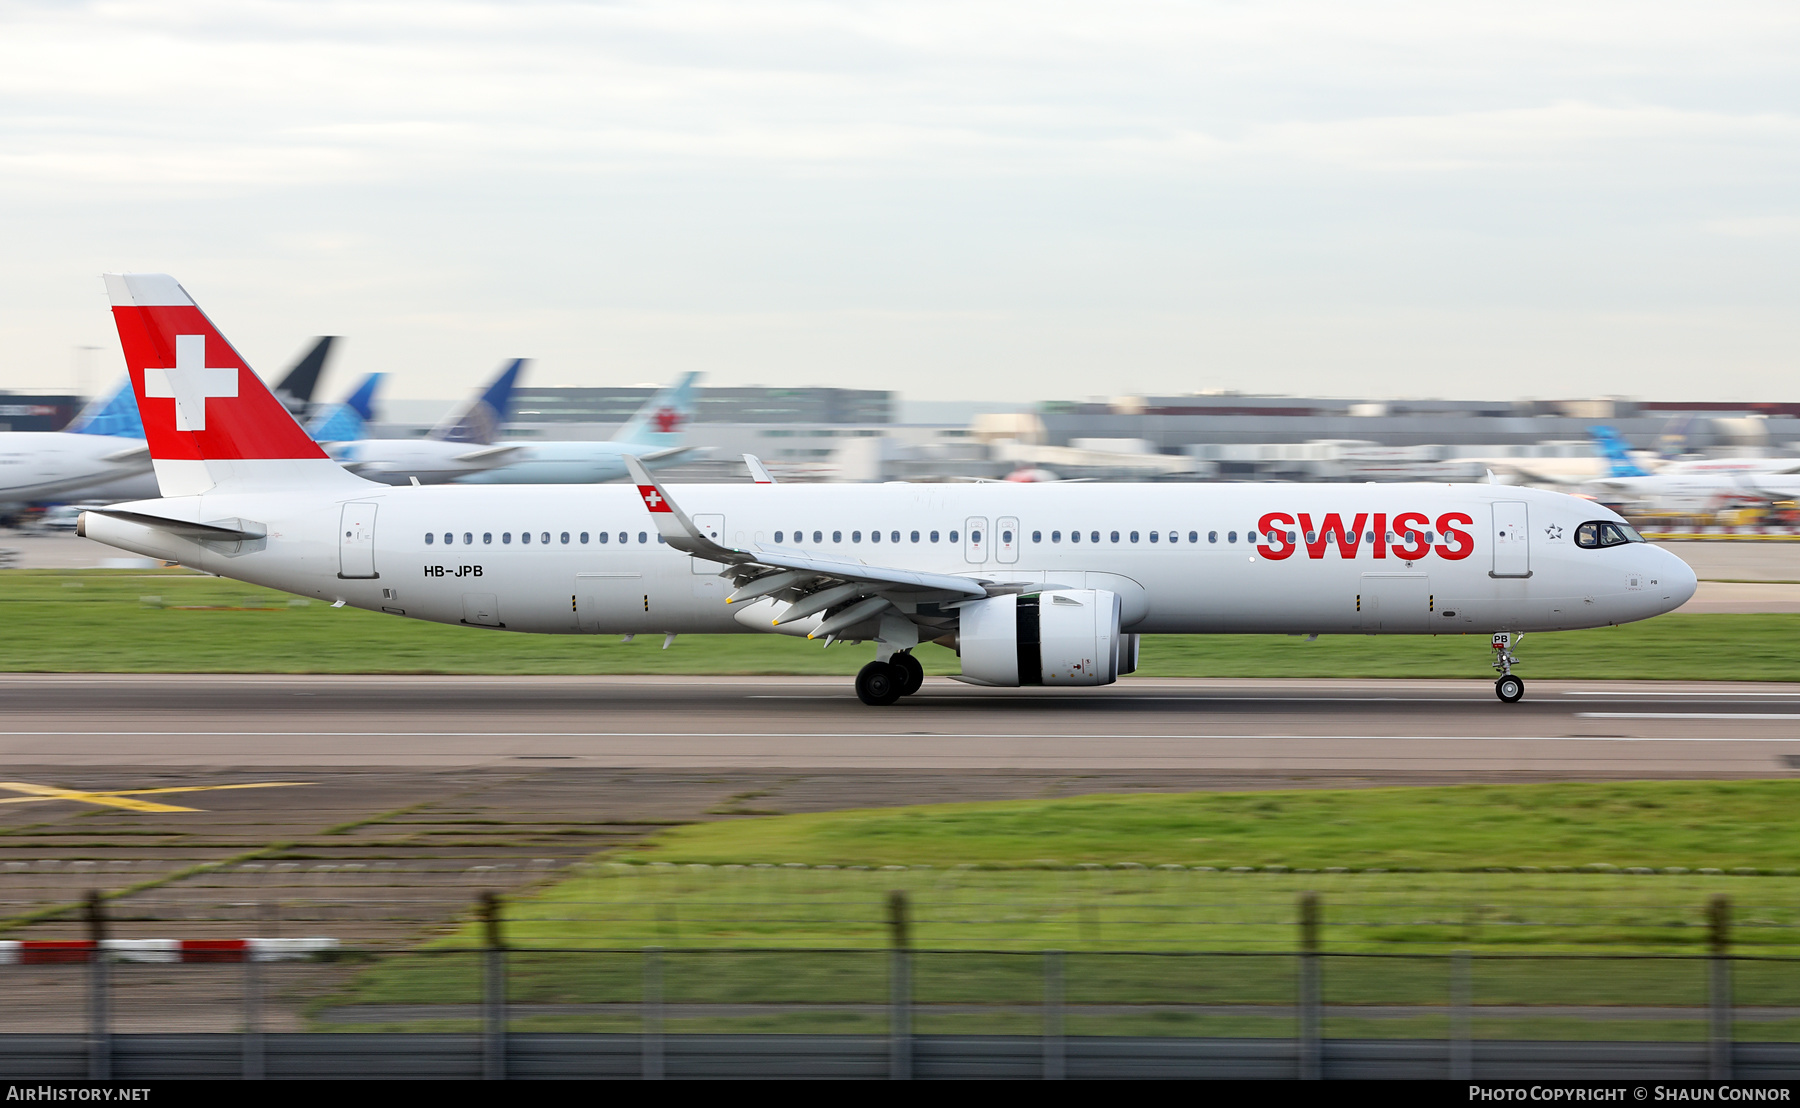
[
  {"xmin": 65, "ymin": 379, "xmax": 146, "ymax": 439},
  {"xmin": 271, "ymin": 336, "xmax": 336, "ymax": 420},
  {"xmin": 1590, "ymin": 425, "xmax": 1650, "ymax": 479},
  {"xmin": 307, "ymin": 373, "xmax": 385, "ymax": 443},
  {"xmin": 431, "ymin": 358, "xmax": 527, "ymax": 445},
  {"xmin": 613, "ymin": 371, "xmax": 701, "ymax": 448},
  {"xmin": 103, "ymin": 273, "xmax": 372, "ymax": 497}
]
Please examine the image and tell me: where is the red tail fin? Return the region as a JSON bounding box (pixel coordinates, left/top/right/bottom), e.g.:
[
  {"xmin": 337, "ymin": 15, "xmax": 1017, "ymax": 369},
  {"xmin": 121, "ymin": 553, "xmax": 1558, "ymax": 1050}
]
[{"xmin": 104, "ymin": 274, "xmax": 363, "ymax": 497}]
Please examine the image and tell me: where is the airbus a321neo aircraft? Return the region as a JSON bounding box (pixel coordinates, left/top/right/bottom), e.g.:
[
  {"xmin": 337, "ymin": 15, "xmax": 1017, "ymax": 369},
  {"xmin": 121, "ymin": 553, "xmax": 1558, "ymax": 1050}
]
[{"xmin": 81, "ymin": 275, "xmax": 1698, "ymax": 705}]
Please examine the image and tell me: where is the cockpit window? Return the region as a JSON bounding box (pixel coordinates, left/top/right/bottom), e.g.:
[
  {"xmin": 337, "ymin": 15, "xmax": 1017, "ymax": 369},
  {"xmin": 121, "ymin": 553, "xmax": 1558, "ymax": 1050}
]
[{"xmin": 1575, "ymin": 520, "xmax": 1642, "ymax": 549}]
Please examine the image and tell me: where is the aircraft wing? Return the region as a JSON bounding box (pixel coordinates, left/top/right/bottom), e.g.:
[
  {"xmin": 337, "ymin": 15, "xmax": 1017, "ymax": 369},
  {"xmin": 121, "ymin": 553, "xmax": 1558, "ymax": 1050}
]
[
  {"xmin": 623, "ymin": 457, "xmax": 985, "ymax": 642},
  {"xmin": 451, "ymin": 444, "xmax": 525, "ymax": 466},
  {"xmin": 101, "ymin": 442, "xmax": 152, "ymax": 465}
]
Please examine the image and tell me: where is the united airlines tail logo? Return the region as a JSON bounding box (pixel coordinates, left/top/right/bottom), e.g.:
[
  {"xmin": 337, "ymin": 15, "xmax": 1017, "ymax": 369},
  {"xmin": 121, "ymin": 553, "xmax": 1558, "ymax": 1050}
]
[{"xmin": 1255, "ymin": 511, "xmax": 1475, "ymax": 562}]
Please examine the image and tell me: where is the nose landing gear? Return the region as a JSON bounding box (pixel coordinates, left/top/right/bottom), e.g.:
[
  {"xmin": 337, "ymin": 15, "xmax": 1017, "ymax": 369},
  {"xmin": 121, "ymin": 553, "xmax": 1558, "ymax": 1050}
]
[{"xmin": 1491, "ymin": 633, "xmax": 1525, "ymax": 703}]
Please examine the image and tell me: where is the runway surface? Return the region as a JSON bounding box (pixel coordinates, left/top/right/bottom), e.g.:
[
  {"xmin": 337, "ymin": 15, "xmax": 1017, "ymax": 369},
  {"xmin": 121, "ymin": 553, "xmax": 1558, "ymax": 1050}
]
[{"xmin": 2, "ymin": 673, "xmax": 1797, "ymax": 776}]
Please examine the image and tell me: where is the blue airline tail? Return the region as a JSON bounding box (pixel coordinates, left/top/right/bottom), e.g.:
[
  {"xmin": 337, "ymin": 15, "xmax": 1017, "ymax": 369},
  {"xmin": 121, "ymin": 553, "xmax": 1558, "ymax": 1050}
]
[
  {"xmin": 1590, "ymin": 425, "xmax": 1650, "ymax": 478},
  {"xmin": 613, "ymin": 371, "xmax": 702, "ymax": 448},
  {"xmin": 307, "ymin": 373, "xmax": 384, "ymax": 443},
  {"xmin": 433, "ymin": 358, "xmax": 527, "ymax": 445},
  {"xmin": 64, "ymin": 379, "xmax": 145, "ymax": 439}
]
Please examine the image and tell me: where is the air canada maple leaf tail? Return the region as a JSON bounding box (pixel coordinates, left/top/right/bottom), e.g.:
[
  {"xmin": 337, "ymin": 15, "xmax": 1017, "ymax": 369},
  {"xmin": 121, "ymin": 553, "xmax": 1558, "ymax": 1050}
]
[{"xmin": 104, "ymin": 274, "xmax": 370, "ymax": 498}]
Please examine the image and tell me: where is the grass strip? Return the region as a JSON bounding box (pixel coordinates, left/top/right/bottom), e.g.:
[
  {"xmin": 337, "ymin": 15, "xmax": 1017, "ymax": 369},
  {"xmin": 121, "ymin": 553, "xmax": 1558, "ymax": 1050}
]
[{"xmin": 0, "ymin": 570, "xmax": 1795, "ymax": 679}]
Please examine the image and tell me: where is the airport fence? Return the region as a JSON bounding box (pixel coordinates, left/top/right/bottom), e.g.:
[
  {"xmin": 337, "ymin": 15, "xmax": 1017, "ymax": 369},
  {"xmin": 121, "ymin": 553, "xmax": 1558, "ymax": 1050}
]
[{"xmin": 9, "ymin": 892, "xmax": 1800, "ymax": 1078}]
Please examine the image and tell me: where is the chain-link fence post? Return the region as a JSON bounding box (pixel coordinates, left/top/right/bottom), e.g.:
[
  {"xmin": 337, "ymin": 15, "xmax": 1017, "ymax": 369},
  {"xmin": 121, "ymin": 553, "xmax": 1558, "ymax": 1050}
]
[
  {"xmin": 1450, "ymin": 949, "xmax": 1472, "ymax": 1080},
  {"xmin": 889, "ymin": 890, "xmax": 912, "ymax": 1080},
  {"xmin": 1043, "ymin": 949, "xmax": 1064, "ymax": 1080},
  {"xmin": 85, "ymin": 891, "xmax": 109, "ymax": 1081},
  {"xmin": 1298, "ymin": 891, "xmax": 1321, "ymax": 1081},
  {"xmin": 1710, "ymin": 895, "xmax": 1732, "ymax": 1080},
  {"xmin": 642, "ymin": 946, "xmax": 663, "ymax": 1080},
  {"xmin": 480, "ymin": 891, "xmax": 506, "ymax": 1081}
]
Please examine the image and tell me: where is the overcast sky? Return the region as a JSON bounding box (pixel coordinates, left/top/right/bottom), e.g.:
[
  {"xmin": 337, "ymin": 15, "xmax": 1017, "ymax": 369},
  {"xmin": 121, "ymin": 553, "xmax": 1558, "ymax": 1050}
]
[{"xmin": 2, "ymin": 0, "xmax": 1797, "ymax": 406}]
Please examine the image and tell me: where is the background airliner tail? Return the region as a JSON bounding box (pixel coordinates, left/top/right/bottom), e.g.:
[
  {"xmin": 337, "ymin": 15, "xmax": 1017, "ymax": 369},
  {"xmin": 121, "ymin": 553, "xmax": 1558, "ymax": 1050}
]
[
  {"xmin": 307, "ymin": 373, "xmax": 384, "ymax": 443},
  {"xmin": 64, "ymin": 379, "xmax": 146, "ymax": 439},
  {"xmin": 613, "ymin": 371, "xmax": 701, "ymax": 448},
  {"xmin": 431, "ymin": 358, "xmax": 526, "ymax": 445},
  {"xmin": 1589, "ymin": 425, "xmax": 1651, "ymax": 478},
  {"xmin": 104, "ymin": 273, "xmax": 371, "ymax": 497}
]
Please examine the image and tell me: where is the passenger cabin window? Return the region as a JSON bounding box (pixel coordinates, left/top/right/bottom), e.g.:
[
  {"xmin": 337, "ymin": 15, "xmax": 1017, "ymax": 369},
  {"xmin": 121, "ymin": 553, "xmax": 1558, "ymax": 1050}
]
[
  {"xmin": 618, "ymin": 532, "xmax": 628, "ymax": 544},
  {"xmin": 1575, "ymin": 521, "xmax": 1641, "ymax": 548},
  {"xmin": 930, "ymin": 531, "xmax": 940, "ymax": 543},
  {"xmin": 1070, "ymin": 531, "xmax": 1080, "ymax": 543},
  {"xmin": 1051, "ymin": 531, "xmax": 1062, "ymax": 543},
  {"xmin": 911, "ymin": 531, "xmax": 921, "ymax": 543},
  {"xmin": 814, "ymin": 531, "xmax": 823, "ymax": 543},
  {"xmin": 464, "ymin": 533, "xmax": 473, "ymax": 545},
  {"xmin": 891, "ymin": 531, "xmax": 901, "ymax": 543},
  {"xmin": 522, "ymin": 532, "xmax": 532, "ymax": 544},
  {"xmin": 1033, "ymin": 531, "xmax": 1042, "ymax": 543},
  {"xmin": 871, "ymin": 530, "xmax": 880, "ymax": 543},
  {"xmin": 1003, "ymin": 530, "xmax": 1013, "ymax": 543},
  {"xmin": 1090, "ymin": 531, "xmax": 1100, "ymax": 543},
  {"xmin": 503, "ymin": 532, "xmax": 513, "ymax": 544},
  {"xmin": 949, "ymin": 530, "xmax": 959, "ymax": 543},
  {"xmin": 1227, "ymin": 532, "xmax": 1236, "ymax": 543},
  {"xmin": 599, "ymin": 532, "xmax": 609, "ymax": 543},
  {"xmin": 833, "ymin": 531, "xmax": 843, "ymax": 543},
  {"xmin": 638, "ymin": 532, "xmax": 647, "ymax": 544},
  {"xmin": 1128, "ymin": 531, "xmax": 1138, "ymax": 543},
  {"xmin": 774, "ymin": 531, "xmax": 784, "ymax": 543},
  {"xmin": 484, "ymin": 533, "xmax": 492, "ymax": 544},
  {"xmin": 580, "ymin": 532, "xmax": 589, "ymax": 543},
  {"xmin": 853, "ymin": 531, "xmax": 862, "ymax": 543},
  {"xmin": 425, "ymin": 533, "xmax": 435, "ymax": 545},
  {"xmin": 1149, "ymin": 531, "xmax": 1159, "ymax": 543},
  {"xmin": 1208, "ymin": 531, "xmax": 1217, "ymax": 543},
  {"xmin": 542, "ymin": 532, "xmax": 551, "ymax": 545}
]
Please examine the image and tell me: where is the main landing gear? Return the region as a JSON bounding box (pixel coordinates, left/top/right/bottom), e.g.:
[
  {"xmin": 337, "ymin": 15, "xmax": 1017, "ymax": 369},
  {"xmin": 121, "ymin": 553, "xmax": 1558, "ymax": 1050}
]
[
  {"xmin": 1491, "ymin": 633, "xmax": 1525, "ymax": 704},
  {"xmin": 856, "ymin": 652, "xmax": 925, "ymax": 706}
]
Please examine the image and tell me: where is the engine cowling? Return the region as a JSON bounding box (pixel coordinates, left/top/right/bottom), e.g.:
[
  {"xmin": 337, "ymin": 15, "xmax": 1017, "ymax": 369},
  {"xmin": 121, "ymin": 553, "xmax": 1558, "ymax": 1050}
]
[{"xmin": 959, "ymin": 589, "xmax": 1123, "ymax": 687}]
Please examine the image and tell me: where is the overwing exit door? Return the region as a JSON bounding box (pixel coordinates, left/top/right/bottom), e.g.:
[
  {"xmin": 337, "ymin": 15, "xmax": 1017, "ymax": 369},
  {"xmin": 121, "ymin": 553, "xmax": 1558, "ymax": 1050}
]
[
  {"xmin": 995, "ymin": 516, "xmax": 1020, "ymax": 564},
  {"xmin": 338, "ymin": 502, "xmax": 378, "ymax": 579},
  {"xmin": 964, "ymin": 517, "xmax": 988, "ymax": 563},
  {"xmin": 1491, "ymin": 501, "xmax": 1531, "ymax": 578}
]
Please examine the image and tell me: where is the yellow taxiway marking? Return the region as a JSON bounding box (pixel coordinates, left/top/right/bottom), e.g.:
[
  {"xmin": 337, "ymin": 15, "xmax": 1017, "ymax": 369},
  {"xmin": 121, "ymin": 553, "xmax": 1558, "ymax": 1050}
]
[{"xmin": 0, "ymin": 781, "xmax": 312, "ymax": 814}]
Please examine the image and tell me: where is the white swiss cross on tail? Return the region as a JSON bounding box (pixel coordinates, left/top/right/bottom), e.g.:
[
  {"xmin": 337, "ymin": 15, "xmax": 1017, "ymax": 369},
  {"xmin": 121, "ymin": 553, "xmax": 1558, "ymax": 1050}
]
[
  {"xmin": 144, "ymin": 334, "xmax": 237, "ymax": 431},
  {"xmin": 638, "ymin": 485, "xmax": 672, "ymax": 513}
]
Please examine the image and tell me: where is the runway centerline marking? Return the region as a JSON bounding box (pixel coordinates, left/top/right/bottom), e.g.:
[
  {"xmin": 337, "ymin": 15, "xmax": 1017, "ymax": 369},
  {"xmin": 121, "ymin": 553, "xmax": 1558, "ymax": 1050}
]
[
  {"xmin": 1564, "ymin": 691, "xmax": 1800, "ymax": 698},
  {"xmin": 0, "ymin": 780, "xmax": 312, "ymax": 813},
  {"xmin": 1574, "ymin": 712, "xmax": 1800, "ymax": 721},
  {"xmin": 0, "ymin": 731, "xmax": 1795, "ymax": 743}
]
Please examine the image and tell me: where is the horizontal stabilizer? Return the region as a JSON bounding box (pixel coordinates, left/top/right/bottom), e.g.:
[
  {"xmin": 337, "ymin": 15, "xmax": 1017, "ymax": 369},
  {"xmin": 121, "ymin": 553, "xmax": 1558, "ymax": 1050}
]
[{"xmin": 79, "ymin": 507, "xmax": 266, "ymax": 542}]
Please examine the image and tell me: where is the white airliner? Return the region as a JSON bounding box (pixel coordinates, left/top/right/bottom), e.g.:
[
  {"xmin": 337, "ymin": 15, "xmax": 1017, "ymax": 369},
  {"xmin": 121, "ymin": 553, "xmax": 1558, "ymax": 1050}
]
[
  {"xmin": 0, "ymin": 382, "xmax": 151, "ymax": 510},
  {"xmin": 80, "ymin": 275, "xmax": 1697, "ymax": 705},
  {"xmin": 453, "ymin": 373, "xmax": 702, "ymax": 485},
  {"xmin": 325, "ymin": 359, "xmax": 528, "ymax": 485}
]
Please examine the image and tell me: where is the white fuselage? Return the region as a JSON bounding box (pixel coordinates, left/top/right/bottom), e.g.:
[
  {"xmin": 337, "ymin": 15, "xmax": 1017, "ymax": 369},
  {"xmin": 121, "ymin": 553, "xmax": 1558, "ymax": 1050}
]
[
  {"xmin": 83, "ymin": 481, "xmax": 1695, "ymax": 640},
  {"xmin": 0, "ymin": 433, "xmax": 152, "ymax": 507}
]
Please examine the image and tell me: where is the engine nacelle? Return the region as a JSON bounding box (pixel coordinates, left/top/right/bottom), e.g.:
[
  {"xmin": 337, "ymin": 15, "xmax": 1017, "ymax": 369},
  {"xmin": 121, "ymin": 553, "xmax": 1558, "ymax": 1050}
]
[{"xmin": 959, "ymin": 589, "xmax": 1123, "ymax": 687}]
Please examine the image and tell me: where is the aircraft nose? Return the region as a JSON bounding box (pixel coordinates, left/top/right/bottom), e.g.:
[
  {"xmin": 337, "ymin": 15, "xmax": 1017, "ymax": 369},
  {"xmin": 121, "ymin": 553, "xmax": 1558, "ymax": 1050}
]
[{"xmin": 1653, "ymin": 546, "xmax": 1698, "ymax": 612}]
